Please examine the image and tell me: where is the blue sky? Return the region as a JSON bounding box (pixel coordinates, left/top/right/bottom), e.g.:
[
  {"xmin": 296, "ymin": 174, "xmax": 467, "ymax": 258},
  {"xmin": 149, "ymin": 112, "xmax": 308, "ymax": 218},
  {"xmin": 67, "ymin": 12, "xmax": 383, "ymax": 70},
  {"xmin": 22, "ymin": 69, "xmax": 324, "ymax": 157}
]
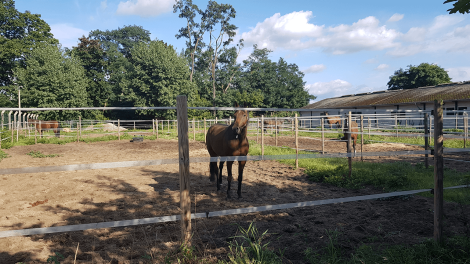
[{"xmin": 15, "ymin": 0, "xmax": 470, "ymax": 103}]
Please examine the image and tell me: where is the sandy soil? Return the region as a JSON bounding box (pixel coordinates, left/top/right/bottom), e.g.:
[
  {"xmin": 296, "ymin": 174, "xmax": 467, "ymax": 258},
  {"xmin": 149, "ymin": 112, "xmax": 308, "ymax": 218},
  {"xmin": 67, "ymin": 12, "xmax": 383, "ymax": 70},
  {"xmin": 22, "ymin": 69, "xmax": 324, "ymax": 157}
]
[{"xmin": 0, "ymin": 136, "xmax": 469, "ymax": 263}]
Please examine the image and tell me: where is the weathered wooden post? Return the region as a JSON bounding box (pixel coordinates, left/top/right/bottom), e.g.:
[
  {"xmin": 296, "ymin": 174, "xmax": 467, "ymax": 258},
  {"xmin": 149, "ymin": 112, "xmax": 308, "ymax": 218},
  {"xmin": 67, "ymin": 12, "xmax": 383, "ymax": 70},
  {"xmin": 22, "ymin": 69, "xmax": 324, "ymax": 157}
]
[
  {"xmin": 257, "ymin": 118, "xmax": 259, "ymax": 143},
  {"xmin": 424, "ymin": 113, "xmax": 429, "ymax": 168},
  {"xmin": 347, "ymin": 112, "xmax": 352, "ymax": 178},
  {"xmin": 295, "ymin": 113, "xmax": 299, "ymax": 168},
  {"xmin": 153, "ymin": 119, "xmax": 155, "ymax": 136},
  {"xmin": 321, "ymin": 118, "xmax": 325, "ymax": 154},
  {"xmin": 156, "ymin": 119, "xmax": 159, "ymax": 139},
  {"xmin": 430, "ymin": 115, "xmax": 433, "ymax": 139},
  {"xmin": 464, "ymin": 112, "xmax": 468, "ymax": 148},
  {"xmin": 34, "ymin": 123, "xmax": 37, "ymax": 144},
  {"xmin": 368, "ymin": 117, "xmax": 371, "ymax": 139},
  {"xmin": 434, "ymin": 100, "xmax": 444, "ymax": 244},
  {"xmin": 1, "ymin": 110, "xmax": 4, "ymax": 130},
  {"xmin": 261, "ymin": 115, "xmax": 264, "ymax": 158},
  {"xmin": 134, "ymin": 121, "xmax": 135, "ymax": 130},
  {"xmin": 39, "ymin": 120, "xmax": 42, "ymax": 139},
  {"xmin": 395, "ymin": 115, "xmax": 398, "ymax": 137},
  {"xmin": 360, "ymin": 115, "xmax": 364, "ymax": 162},
  {"xmin": 168, "ymin": 120, "xmax": 170, "ymax": 133},
  {"xmin": 77, "ymin": 116, "xmax": 81, "ymax": 142},
  {"xmin": 8, "ymin": 111, "xmax": 12, "ymax": 130},
  {"xmin": 275, "ymin": 116, "xmax": 278, "ymax": 146},
  {"xmin": 193, "ymin": 118, "xmax": 196, "ymax": 141},
  {"xmin": 177, "ymin": 95, "xmax": 191, "ymax": 245},
  {"xmin": 203, "ymin": 118, "xmax": 206, "ymax": 143},
  {"xmin": 118, "ymin": 119, "xmax": 121, "ymax": 141}
]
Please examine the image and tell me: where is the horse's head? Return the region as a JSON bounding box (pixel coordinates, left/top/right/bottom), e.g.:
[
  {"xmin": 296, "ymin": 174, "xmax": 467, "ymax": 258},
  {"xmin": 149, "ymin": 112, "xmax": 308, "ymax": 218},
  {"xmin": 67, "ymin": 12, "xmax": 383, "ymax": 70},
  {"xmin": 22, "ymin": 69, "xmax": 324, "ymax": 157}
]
[{"xmin": 233, "ymin": 102, "xmax": 249, "ymax": 135}]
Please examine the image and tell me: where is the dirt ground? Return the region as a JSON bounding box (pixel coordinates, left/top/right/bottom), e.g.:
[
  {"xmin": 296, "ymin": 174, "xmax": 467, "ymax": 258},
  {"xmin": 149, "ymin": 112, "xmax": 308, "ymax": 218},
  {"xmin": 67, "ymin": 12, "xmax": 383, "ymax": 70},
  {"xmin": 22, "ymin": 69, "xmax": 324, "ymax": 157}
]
[{"xmin": 0, "ymin": 135, "xmax": 469, "ymax": 263}]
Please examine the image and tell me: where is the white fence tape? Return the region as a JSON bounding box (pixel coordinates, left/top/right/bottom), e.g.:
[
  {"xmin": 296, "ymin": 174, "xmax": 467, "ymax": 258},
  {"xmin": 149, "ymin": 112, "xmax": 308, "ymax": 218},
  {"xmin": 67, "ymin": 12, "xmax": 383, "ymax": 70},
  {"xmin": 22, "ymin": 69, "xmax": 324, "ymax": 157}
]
[
  {"xmin": 0, "ymin": 150, "xmax": 433, "ymax": 175},
  {"xmin": 0, "ymin": 185, "xmax": 467, "ymax": 238}
]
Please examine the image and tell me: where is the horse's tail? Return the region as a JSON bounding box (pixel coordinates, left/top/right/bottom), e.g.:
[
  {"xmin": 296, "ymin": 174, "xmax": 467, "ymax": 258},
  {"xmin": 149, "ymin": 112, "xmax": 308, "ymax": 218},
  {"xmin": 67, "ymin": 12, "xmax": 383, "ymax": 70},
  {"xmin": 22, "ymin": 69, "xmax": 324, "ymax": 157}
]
[{"xmin": 54, "ymin": 120, "xmax": 61, "ymax": 138}]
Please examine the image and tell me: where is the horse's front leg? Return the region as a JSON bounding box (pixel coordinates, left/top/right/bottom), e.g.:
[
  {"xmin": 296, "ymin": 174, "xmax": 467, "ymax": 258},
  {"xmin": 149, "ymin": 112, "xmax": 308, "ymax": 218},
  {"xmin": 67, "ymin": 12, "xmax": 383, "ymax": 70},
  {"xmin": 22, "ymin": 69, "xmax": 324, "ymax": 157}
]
[
  {"xmin": 218, "ymin": 161, "xmax": 224, "ymax": 191},
  {"xmin": 237, "ymin": 160, "xmax": 246, "ymax": 199},
  {"xmin": 226, "ymin": 161, "xmax": 234, "ymax": 199}
]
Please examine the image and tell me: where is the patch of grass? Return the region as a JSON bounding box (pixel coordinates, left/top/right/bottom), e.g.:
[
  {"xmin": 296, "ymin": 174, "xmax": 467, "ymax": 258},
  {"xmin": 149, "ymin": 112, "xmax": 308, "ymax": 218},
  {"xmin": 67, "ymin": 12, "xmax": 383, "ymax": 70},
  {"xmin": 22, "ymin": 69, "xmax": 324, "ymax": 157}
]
[
  {"xmin": 221, "ymin": 221, "xmax": 284, "ymax": 264},
  {"xmin": 0, "ymin": 149, "xmax": 8, "ymax": 161},
  {"xmin": 26, "ymin": 151, "xmax": 61, "ymax": 158},
  {"xmin": 305, "ymin": 229, "xmax": 343, "ymax": 264}
]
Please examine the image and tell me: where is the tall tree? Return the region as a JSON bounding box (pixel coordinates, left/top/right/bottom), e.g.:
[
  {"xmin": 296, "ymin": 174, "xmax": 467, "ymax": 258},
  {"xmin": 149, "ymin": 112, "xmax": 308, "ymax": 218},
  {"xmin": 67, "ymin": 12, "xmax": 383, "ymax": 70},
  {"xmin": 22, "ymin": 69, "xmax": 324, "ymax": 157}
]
[
  {"xmin": 0, "ymin": 0, "xmax": 57, "ymax": 99},
  {"xmin": 235, "ymin": 45, "xmax": 315, "ymax": 109},
  {"xmin": 444, "ymin": 0, "xmax": 470, "ymax": 14},
  {"xmin": 89, "ymin": 25, "xmax": 151, "ymax": 57},
  {"xmin": 387, "ymin": 63, "xmax": 452, "ymax": 90},
  {"xmin": 117, "ymin": 40, "xmax": 196, "ymax": 120},
  {"xmin": 14, "ymin": 44, "xmax": 88, "ymax": 120},
  {"xmin": 71, "ymin": 36, "xmax": 110, "ymax": 109},
  {"xmin": 174, "ymin": 0, "xmax": 243, "ymax": 110}
]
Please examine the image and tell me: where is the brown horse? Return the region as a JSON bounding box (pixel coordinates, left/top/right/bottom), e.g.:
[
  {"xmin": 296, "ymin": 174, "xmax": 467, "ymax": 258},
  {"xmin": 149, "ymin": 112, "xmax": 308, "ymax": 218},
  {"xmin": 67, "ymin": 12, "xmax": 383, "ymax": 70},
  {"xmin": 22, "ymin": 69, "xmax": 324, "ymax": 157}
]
[
  {"xmin": 263, "ymin": 119, "xmax": 284, "ymax": 133},
  {"xmin": 28, "ymin": 119, "xmax": 60, "ymax": 138},
  {"xmin": 325, "ymin": 112, "xmax": 341, "ymax": 128},
  {"xmin": 206, "ymin": 103, "xmax": 249, "ymax": 199},
  {"xmin": 341, "ymin": 119, "xmax": 358, "ymax": 156}
]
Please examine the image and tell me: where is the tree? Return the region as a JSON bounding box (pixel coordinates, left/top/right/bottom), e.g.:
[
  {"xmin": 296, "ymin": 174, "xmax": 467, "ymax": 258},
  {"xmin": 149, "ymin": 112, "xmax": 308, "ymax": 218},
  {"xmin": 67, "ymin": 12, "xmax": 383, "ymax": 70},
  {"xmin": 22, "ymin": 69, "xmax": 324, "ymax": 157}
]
[
  {"xmin": 0, "ymin": 0, "xmax": 58, "ymax": 89},
  {"xmin": 89, "ymin": 25, "xmax": 151, "ymax": 57},
  {"xmin": 387, "ymin": 63, "xmax": 452, "ymax": 90},
  {"xmin": 117, "ymin": 40, "xmax": 196, "ymax": 120},
  {"xmin": 14, "ymin": 44, "xmax": 88, "ymax": 120},
  {"xmin": 444, "ymin": 0, "xmax": 470, "ymax": 14},
  {"xmin": 174, "ymin": 0, "xmax": 243, "ymax": 110},
  {"xmin": 235, "ymin": 45, "xmax": 315, "ymax": 109},
  {"xmin": 71, "ymin": 36, "xmax": 111, "ymax": 109}
]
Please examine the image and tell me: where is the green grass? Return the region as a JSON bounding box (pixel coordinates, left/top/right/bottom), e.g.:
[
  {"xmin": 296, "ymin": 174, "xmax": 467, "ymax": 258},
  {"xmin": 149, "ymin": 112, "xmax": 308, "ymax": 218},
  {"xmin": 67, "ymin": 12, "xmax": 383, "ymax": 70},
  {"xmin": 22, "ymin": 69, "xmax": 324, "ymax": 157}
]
[
  {"xmin": 0, "ymin": 149, "xmax": 8, "ymax": 161},
  {"xmin": 27, "ymin": 151, "xmax": 61, "ymax": 158}
]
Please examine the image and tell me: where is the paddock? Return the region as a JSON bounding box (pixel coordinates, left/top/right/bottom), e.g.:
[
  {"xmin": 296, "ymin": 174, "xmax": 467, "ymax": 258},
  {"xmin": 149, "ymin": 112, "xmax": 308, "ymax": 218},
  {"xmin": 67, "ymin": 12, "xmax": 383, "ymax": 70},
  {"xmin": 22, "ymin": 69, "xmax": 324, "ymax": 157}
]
[{"xmin": 0, "ymin": 103, "xmax": 469, "ymax": 263}]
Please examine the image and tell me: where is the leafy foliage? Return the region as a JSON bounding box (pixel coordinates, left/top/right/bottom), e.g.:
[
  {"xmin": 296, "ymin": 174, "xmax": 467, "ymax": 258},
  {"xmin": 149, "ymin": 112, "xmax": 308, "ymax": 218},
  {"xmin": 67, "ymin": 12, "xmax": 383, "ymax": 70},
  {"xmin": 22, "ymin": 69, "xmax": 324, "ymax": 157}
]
[
  {"xmin": 387, "ymin": 63, "xmax": 452, "ymax": 90},
  {"xmin": 444, "ymin": 0, "xmax": 470, "ymax": 14},
  {"xmin": 118, "ymin": 40, "xmax": 196, "ymax": 120},
  {"xmin": 14, "ymin": 44, "xmax": 89, "ymax": 120}
]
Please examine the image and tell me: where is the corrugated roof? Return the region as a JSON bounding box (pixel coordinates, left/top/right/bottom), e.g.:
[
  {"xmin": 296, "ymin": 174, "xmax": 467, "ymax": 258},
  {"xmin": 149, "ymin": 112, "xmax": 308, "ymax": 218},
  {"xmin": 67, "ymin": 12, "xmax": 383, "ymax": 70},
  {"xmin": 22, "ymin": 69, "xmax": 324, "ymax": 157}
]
[{"xmin": 303, "ymin": 81, "xmax": 470, "ymax": 109}]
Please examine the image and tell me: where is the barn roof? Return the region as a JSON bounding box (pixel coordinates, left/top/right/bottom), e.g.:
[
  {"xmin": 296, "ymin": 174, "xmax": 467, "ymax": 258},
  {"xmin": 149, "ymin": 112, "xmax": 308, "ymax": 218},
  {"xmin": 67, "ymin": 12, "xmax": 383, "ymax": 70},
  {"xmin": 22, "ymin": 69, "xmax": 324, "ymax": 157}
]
[{"xmin": 303, "ymin": 81, "xmax": 470, "ymax": 109}]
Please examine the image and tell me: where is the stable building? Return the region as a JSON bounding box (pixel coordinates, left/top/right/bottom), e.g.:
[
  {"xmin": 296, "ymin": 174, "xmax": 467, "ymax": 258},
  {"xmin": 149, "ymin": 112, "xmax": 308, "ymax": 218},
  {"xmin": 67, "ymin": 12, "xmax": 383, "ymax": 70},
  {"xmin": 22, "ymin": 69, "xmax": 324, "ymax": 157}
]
[{"xmin": 301, "ymin": 81, "xmax": 470, "ymax": 129}]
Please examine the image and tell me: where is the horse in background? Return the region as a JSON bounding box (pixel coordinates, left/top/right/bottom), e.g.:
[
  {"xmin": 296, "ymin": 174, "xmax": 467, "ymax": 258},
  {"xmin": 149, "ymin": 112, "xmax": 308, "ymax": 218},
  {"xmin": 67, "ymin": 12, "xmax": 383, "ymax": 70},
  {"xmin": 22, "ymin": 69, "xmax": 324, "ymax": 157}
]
[
  {"xmin": 206, "ymin": 103, "xmax": 249, "ymax": 199},
  {"xmin": 28, "ymin": 119, "xmax": 60, "ymax": 138},
  {"xmin": 341, "ymin": 119, "xmax": 358, "ymax": 156},
  {"xmin": 325, "ymin": 112, "xmax": 342, "ymax": 129},
  {"xmin": 263, "ymin": 119, "xmax": 284, "ymax": 133}
]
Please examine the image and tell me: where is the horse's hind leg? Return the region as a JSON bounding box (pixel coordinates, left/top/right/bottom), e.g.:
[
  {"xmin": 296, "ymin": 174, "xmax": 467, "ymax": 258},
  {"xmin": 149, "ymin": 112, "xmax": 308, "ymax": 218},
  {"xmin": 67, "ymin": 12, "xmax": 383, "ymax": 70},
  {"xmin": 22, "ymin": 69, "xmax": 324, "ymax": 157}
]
[
  {"xmin": 237, "ymin": 160, "xmax": 246, "ymax": 199},
  {"xmin": 226, "ymin": 161, "xmax": 234, "ymax": 199},
  {"xmin": 217, "ymin": 161, "xmax": 224, "ymax": 191},
  {"xmin": 207, "ymin": 147, "xmax": 218, "ymax": 182}
]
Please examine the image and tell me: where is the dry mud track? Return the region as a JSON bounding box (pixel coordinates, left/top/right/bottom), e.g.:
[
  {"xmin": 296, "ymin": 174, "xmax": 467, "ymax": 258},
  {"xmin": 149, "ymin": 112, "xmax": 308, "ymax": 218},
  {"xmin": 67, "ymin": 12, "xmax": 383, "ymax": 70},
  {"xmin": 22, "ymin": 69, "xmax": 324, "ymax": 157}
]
[{"xmin": 0, "ymin": 138, "xmax": 468, "ymax": 263}]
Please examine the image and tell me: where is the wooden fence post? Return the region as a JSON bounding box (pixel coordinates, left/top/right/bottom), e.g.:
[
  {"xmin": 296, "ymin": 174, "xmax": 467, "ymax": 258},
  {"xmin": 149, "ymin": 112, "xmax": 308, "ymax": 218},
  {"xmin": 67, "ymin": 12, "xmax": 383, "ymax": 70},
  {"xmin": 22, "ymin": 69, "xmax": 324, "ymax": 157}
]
[
  {"xmin": 395, "ymin": 115, "xmax": 398, "ymax": 137},
  {"xmin": 261, "ymin": 115, "xmax": 264, "ymax": 158},
  {"xmin": 153, "ymin": 119, "xmax": 155, "ymax": 136},
  {"xmin": 275, "ymin": 116, "xmax": 278, "ymax": 146},
  {"xmin": 118, "ymin": 119, "xmax": 121, "ymax": 141},
  {"xmin": 168, "ymin": 120, "xmax": 170, "ymax": 133},
  {"xmin": 368, "ymin": 117, "xmax": 371, "ymax": 139},
  {"xmin": 347, "ymin": 112, "xmax": 352, "ymax": 178},
  {"xmin": 134, "ymin": 121, "xmax": 135, "ymax": 130},
  {"xmin": 77, "ymin": 116, "xmax": 81, "ymax": 142},
  {"xmin": 34, "ymin": 122, "xmax": 37, "ymax": 144},
  {"xmin": 257, "ymin": 118, "xmax": 259, "ymax": 143},
  {"xmin": 203, "ymin": 118, "xmax": 206, "ymax": 143},
  {"xmin": 321, "ymin": 118, "xmax": 325, "ymax": 154},
  {"xmin": 360, "ymin": 115, "xmax": 364, "ymax": 162},
  {"xmin": 295, "ymin": 113, "xmax": 299, "ymax": 168},
  {"xmin": 193, "ymin": 118, "xmax": 196, "ymax": 141},
  {"xmin": 176, "ymin": 95, "xmax": 191, "ymax": 245},
  {"xmin": 434, "ymin": 100, "xmax": 444, "ymax": 244},
  {"xmin": 424, "ymin": 113, "xmax": 429, "ymax": 168},
  {"xmin": 39, "ymin": 120, "xmax": 41, "ymax": 139},
  {"xmin": 464, "ymin": 113, "xmax": 468, "ymax": 148},
  {"xmin": 156, "ymin": 119, "xmax": 159, "ymax": 139}
]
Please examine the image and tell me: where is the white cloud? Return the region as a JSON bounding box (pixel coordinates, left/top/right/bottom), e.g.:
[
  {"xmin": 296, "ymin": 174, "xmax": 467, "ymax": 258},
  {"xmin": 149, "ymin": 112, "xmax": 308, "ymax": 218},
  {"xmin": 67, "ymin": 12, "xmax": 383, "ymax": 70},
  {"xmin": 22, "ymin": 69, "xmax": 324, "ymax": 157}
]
[
  {"xmin": 50, "ymin": 24, "xmax": 88, "ymax": 49},
  {"xmin": 242, "ymin": 13, "xmax": 400, "ymax": 54},
  {"xmin": 100, "ymin": 0, "xmax": 107, "ymax": 9},
  {"xmin": 241, "ymin": 11, "xmax": 323, "ymax": 50},
  {"xmin": 316, "ymin": 16, "xmax": 400, "ymax": 54},
  {"xmin": 116, "ymin": 0, "xmax": 173, "ymax": 17},
  {"xmin": 364, "ymin": 58, "xmax": 378, "ymax": 64},
  {"xmin": 306, "ymin": 79, "xmax": 352, "ymax": 96},
  {"xmin": 304, "ymin": 64, "xmax": 326, "ymax": 73},
  {"xmin": 375, "ymin": 64, "xmax": 389, "ymax": 70},
  {"xmin": 447, "ymin": 67, "xmax": 470, "ymax": 82},
  {"xmin": 402, "ymin": 27, "xmax": 426, "ymax": 42},
  {"xmin": 429, "ymin": 15, "xmax": 464, "ymax": 33},
  {"xmin": 388, "ymin": 13, "xmax": 404, "ymax": 22}
]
